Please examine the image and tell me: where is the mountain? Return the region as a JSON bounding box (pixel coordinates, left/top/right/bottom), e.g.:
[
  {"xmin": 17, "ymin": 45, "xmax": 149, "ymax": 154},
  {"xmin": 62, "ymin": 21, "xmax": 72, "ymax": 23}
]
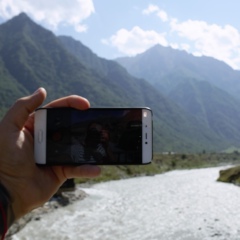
[
  {"xmin": 168, "ymin": 79, "xmax": 240, "ymax": 144},
  {"xmin": 58, "ymin": 36, "xmax": 108, "ymax": 76},
  {"xmin": 0, "ymin": 13, "xmax": 233, "ymax": 152},
  {"xmin": 116, "ymin": 44, "xmax": 240, "ymax": 98},
  {"xmin": 116, "ymin": 44, "xmax": 240, "ymax": 150},
  {"xmin": 0, "ymin": 13, "xmax": 126, "ymax": 107},
  {"xmin": 58, "ymin": 35, "xmax": 231, "ymax": 152}
]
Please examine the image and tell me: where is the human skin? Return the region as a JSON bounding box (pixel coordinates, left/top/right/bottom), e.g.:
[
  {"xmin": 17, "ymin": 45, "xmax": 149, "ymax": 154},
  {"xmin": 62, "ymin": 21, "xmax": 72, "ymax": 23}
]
[{"xmin": 0, "ymin": 88, "xmax": 101, "ymax": 221}]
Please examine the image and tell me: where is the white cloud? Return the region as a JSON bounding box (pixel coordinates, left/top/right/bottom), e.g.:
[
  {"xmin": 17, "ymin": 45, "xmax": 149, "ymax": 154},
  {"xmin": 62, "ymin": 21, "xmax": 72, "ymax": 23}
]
[
  {"xmin": 142, "ymin": 4, "xmax": 168, "ymax": 22},
  {"xmin": 181, "ymin": 43, "xmax": 191, "ymax": 52},
  {"xmin": 141, "ymin": 4, "xmax": 240, "ymax": 69},
  {"xmin": 170, "ymin": 19, "xmax": 240, "ymax": 69},
  {"xmin": 0, "ymin": 0, "xmax": 94, "ymax": 32},
  {"xmin": 142, "ymin": 4, "xmax": 159, "ymax": 15},
  {"xmin": 157, "ymin": 10, "xmax": 168, "ymax": 22},
  {"xmin": 102, "ymin": 26, "xmax": 168, "ymax": 56}
]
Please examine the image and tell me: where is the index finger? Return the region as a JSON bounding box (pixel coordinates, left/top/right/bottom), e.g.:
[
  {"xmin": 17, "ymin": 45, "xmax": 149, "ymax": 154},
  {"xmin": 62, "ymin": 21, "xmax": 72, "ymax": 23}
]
[
  {"xmin": 25, "ymin": 95, "xmax": 90, "ymax": 134},
  {"xmin": 44, "ymin": 95, "xmax": 90, "ymax": 110}
]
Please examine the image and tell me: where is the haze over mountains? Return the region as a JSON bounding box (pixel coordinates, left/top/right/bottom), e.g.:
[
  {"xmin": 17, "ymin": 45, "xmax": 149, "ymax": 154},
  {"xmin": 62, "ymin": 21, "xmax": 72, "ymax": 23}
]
[
  {"xmin": 116, "ymin": 45, "xmax": 240, "ymax": 99},
  {"xmin": 0, "ymin": 13, "xmax": 239, "ymax": 152},
  {"xmin": 116, "ymin": 45, "xmax": 240, "ymax": 152}
]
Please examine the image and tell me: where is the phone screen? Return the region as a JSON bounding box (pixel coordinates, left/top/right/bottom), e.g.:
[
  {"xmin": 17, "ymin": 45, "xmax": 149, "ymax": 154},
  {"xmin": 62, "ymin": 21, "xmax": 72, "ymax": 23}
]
[{"xmin": 46, "ymin": 108, "xmax": 151, "ymax": 165}]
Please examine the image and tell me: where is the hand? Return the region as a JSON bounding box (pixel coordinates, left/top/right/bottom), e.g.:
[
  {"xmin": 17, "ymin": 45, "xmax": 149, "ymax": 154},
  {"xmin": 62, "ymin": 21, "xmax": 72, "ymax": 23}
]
[{"xmin": 0, "ymin": 88, "xmax": 101, "ymax": 220}]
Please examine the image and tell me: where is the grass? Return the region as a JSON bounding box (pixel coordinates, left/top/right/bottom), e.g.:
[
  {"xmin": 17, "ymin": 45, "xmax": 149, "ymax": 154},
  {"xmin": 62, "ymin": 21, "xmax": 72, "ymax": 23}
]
[{"xmin": 75, "ymin": 152, "xmax": 240, "ymax": 185}]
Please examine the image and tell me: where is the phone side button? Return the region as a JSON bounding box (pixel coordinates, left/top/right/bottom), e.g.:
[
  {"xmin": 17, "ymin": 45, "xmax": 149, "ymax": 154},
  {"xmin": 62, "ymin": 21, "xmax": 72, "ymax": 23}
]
[{"xmin": 38, "ymin": 130, "xmax": 43, "ymax": 143}]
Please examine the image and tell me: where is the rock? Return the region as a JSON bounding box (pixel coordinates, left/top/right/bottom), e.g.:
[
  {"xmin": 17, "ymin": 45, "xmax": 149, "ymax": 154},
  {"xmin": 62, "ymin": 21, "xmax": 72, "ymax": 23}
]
[{"xmin": 217, "ymin": 165, "xmax": 240, "ymax": 184}]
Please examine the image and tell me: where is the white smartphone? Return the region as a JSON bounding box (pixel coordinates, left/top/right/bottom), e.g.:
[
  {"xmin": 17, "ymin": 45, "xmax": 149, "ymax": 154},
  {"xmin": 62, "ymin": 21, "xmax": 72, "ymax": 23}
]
[{"xmin": 34, "ymin": 107, "xmax": 153, "ymax": 165}]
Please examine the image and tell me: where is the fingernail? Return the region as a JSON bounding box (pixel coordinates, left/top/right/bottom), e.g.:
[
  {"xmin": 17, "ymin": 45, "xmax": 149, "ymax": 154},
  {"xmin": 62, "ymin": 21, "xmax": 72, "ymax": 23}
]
[
  {"xmin": 33, "ymin": 87, "xmax": 46, "ymax": 96},
  {"xmin": 33, "ymin": 88, "xmax": 41, "ymax": 95}
]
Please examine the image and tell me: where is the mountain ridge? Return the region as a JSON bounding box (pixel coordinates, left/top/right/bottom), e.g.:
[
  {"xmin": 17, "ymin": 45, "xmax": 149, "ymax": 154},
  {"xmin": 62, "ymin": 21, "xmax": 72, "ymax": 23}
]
[
  {"xmin": 116, "ymin": 44, "xmax": 240, "ymax": 149},
  {"xmin": 0, "ymin": 13, "xmax": 235, "ymax": 152},
  {"xmin": 116, "ymin": 44, "xmax": 240, "ymax": 98}
]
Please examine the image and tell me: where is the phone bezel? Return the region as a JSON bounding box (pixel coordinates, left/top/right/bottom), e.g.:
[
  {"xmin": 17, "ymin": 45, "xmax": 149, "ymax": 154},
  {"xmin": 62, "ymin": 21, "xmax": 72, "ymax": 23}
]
[
  {"xmin": 34, "ymin": 109, "xmax": 47, "ymax": 164},
  {"xmin": 34, "ymin": 107, "xmax": 153, "ymax": 165},
  {"xmin": 142, "ymin": 108, "xmax": 153, "ymax": 164}
]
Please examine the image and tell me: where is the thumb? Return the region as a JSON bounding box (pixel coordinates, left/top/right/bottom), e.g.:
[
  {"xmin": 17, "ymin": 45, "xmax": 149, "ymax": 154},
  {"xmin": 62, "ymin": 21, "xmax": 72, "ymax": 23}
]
[{"xmin": 3, "ymin": 88, "xmax": 47, "ymax": 130}]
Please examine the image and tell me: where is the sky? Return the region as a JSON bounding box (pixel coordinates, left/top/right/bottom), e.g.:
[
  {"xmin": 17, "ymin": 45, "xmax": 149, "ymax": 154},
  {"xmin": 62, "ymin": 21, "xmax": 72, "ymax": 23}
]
[{"xmin": 0, "ymin": 0, "xmax": 240, "ymax": 70}]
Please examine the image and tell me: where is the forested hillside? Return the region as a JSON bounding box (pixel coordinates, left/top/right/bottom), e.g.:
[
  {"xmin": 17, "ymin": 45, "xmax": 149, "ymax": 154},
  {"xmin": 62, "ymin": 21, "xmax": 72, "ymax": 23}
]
[{"xmin": 0, "ymin": 13, "xmax": 236, "ymax": 152}]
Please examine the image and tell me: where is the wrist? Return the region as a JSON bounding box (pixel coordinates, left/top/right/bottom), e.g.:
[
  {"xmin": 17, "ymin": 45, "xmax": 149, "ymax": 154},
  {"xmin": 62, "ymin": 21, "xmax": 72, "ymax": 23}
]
[{"xmin": 0, "ymin": 183, "xmax": 15, "ymax": 239}]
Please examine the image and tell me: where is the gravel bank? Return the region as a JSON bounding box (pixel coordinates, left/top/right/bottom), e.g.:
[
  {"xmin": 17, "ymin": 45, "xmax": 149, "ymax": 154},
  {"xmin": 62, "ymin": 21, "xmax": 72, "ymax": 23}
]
[{"xmin": 6, "ymin": 187, "xmax": 87, "ymax": 239}]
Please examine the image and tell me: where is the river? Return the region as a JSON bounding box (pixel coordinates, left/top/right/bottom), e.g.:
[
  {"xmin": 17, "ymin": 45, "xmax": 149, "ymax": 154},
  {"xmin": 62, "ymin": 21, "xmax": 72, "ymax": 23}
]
[{"xmin": 12, "ymin": 166, "xmax": 240, "ymax": 240}]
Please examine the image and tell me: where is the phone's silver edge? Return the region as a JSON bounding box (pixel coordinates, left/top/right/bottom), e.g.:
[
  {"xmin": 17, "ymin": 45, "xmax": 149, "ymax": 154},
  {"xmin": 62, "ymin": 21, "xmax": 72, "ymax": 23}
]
[
  {"xmin": 142, "ymin": 109, "xmax": 153, "ymax": 164},
  {"xmin": 34, "ymin": 109, "xmax": 47, "ymax": 164},
  {"xmin": 34, "ymin": 107, "xmax": 152, "ymax": 165}
]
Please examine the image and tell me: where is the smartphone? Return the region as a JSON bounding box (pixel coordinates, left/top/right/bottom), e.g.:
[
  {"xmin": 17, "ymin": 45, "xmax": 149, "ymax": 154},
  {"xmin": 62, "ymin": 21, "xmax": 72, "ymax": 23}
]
[{"xmin": 34, "ymin": 107, "xmax": 152, "ymax": 165}]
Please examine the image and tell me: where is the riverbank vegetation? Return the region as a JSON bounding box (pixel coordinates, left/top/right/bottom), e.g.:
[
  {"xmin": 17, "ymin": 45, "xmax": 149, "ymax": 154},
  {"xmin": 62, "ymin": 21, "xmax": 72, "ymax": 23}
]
[{"xmin": 76, "ymin": 152, "xmax": 240, "ymax": 184}]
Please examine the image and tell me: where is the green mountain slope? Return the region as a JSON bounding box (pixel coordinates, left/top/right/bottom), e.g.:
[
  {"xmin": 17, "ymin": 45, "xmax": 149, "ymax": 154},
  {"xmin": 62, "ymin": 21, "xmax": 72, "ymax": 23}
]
[
  {"xmin": 169, "ymin": 79, "xmax": 240, "ymax": 144},
  {"xmin": 116, "ymin": 44, "xmax": 240, "ymax": 150},
  {"xmin": 116, "ymin": 44, "xmax": 240, "ymax": 98},
  {"xmin": 0, "ymin": 13, "xmax": 231, "ymax": 152},
  {"xmin": 0, "ymin": 57, "xmax": 28, "ymax": 118},
  {"xmin": 0, "ymin": 13, "xmax": 125, "ymax": 107},
  {"xmin": 58, "ymin": 35, "xmax": 229, "ymax": 152}
]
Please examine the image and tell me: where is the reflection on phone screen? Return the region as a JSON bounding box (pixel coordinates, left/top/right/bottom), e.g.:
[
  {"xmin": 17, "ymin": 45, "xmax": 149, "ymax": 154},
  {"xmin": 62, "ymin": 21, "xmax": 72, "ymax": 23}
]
[{"xmin": 47, "ymin": 109, "xmax": 143, "ymax": 164}]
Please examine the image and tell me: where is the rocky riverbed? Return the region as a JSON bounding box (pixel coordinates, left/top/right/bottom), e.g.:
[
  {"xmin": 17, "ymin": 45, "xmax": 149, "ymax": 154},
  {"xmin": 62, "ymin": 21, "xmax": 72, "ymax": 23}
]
[
  {"xmin": 11, "ymin": 166, "xmax": 240, "ymax": 240},
  {"xmin": 6, "ymin": 188, "xmax": 87, "ymax": 239}
]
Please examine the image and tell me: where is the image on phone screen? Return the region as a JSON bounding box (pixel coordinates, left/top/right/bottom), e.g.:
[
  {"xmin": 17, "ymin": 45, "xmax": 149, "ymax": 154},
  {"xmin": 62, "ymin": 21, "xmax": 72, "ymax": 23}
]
[{"xmin": 35, "ymin": 108, "xmax": 152, "ymax": 165}]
